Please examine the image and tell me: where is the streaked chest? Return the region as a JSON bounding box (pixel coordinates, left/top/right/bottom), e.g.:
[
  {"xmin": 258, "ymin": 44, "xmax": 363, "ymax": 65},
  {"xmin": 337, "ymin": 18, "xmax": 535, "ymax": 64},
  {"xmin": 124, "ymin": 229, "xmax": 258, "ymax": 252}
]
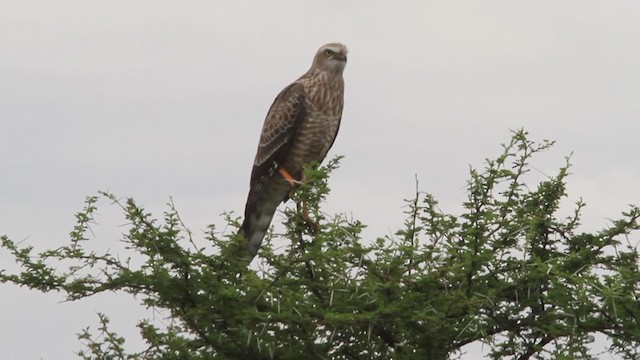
[{"xmin": 295, "ymin": 72, "xmax": 344, "ymax": 159}]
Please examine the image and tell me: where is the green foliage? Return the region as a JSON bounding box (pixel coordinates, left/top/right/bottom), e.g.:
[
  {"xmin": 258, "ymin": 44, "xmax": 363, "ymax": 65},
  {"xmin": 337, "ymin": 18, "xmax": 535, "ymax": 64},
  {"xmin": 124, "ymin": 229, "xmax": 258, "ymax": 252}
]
[{"xmin": 1, "ymin": 130, "xmax": 639, "ymax": 359}]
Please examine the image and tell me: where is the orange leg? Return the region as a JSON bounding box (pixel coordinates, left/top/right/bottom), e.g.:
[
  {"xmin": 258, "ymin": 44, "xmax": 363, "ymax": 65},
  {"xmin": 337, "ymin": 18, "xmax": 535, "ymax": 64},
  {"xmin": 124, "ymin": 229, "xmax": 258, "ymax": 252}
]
[{"xmin": 278, "ymin": 167, "xmax": 303, "ymax": 187}]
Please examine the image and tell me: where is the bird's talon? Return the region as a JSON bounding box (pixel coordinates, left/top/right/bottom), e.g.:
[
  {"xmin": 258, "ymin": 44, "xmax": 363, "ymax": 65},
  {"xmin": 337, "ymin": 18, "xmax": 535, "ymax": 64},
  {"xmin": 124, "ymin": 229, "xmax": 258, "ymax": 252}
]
[
  {"xmin": 279, "ymin": 167, "xmax": 304, "ymax": 187},
  {"xmin": 288, "ymin": 179, "xmax": 304, "ymax": 186}
]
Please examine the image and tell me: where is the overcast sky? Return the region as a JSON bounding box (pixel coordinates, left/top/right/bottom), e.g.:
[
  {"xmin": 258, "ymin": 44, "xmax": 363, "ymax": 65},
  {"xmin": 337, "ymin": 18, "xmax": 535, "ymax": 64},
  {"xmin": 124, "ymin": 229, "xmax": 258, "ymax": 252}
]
[{"xmin": 1, "ymin": 1, "xmax": 639, "ymax": 358}]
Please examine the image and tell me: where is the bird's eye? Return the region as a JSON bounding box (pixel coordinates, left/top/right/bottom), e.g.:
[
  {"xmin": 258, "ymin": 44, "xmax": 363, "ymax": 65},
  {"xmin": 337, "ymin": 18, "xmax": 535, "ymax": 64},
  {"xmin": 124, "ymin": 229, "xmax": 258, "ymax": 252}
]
[{"xmin": 324, "ymin": 49, "xmax": 333, "ymax": 56}]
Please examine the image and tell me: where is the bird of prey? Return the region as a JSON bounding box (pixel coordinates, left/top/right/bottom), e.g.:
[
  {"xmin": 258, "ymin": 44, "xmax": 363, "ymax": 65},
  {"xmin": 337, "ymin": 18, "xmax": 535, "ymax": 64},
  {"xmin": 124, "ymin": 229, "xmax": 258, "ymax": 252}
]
[{"xmin": 240, "ymin": 43, "xmax": 348, "ymax": 260}]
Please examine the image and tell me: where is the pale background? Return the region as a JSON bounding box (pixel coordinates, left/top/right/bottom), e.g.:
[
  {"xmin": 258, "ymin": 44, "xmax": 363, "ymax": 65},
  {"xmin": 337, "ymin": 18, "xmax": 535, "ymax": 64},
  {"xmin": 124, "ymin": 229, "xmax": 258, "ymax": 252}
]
[{"xmin": 1, "ymin": 1, "xmax": 639, "ymax": 358}]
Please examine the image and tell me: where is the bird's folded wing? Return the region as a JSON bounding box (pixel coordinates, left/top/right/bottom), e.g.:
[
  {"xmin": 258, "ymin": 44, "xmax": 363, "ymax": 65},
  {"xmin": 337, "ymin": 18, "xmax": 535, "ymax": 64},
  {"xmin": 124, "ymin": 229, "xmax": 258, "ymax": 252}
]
[{"xmin": 250, "ymin": 82, "xmax": 306, "ymax": 185}]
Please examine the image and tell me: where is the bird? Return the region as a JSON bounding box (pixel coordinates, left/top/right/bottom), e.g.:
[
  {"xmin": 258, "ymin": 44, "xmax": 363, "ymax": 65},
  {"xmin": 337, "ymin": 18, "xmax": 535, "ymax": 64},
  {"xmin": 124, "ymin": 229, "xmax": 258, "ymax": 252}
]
[{"xmin": 239, "ymin": 42, "xmax": 348, "ymax": 261}]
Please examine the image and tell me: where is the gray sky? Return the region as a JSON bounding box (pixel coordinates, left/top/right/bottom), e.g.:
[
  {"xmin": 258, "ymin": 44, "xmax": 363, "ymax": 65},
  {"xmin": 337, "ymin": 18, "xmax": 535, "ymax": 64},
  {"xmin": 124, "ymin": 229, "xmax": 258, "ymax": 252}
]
[{"xmin": 1, "ymin": 1, "xmax": 639, "ymax": 358}]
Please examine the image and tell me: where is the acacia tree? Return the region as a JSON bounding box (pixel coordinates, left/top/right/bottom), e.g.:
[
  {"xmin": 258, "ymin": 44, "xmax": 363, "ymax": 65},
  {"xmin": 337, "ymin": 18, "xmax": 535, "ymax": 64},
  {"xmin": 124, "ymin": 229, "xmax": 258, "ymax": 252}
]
[{"xmin": 1, "ymin": 130, "xmax": 639, "ymax": 359}]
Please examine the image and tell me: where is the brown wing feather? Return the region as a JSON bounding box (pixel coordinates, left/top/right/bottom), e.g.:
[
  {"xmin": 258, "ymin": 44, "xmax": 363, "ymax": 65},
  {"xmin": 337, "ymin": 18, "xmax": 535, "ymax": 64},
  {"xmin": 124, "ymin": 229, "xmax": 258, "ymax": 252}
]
[
  {"xmin": 250, "ymin": 82, "xmax": 306, "ymax": 186},
  {"xmin": 240, "ymin": 83, "xmax": 306, "ymax": 259}
]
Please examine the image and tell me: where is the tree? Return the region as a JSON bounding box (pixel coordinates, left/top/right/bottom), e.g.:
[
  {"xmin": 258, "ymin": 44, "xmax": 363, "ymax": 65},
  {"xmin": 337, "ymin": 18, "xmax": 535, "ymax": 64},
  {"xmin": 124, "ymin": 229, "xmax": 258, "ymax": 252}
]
[{"xmin": 1, "ymin": 130, "xmax": 639, "ymax": 359}]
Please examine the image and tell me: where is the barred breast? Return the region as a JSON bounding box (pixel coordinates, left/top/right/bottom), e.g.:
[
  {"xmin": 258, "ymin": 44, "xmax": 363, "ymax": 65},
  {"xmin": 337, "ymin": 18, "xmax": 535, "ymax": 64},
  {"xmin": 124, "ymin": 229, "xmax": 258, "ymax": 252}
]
[{"xmin": 283, "ymin": 73, "xmax": 343, "ymax": 178}]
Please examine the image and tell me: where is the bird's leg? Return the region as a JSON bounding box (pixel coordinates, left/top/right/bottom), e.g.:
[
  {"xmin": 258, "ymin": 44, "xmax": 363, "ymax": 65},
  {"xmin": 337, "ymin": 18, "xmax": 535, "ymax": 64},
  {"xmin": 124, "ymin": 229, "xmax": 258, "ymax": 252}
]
[
  {"xmin": 279, "ymin": 167, "xmax": 319, "ymax": 231},
  {"xmin": 278, "ymin": 167, "xmax": 303, "ymax": 187},
  {"xmin": 279, "ymin": 166, "xmax": 304, "ymax": 200}
]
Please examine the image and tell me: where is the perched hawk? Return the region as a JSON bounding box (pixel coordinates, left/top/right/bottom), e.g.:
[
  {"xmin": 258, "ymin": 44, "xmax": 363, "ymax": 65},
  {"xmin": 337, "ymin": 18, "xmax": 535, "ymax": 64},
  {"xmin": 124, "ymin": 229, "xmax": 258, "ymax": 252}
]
[{"xmin": 240, "ymin": 43, "xmax": 348, "ymax": 260}]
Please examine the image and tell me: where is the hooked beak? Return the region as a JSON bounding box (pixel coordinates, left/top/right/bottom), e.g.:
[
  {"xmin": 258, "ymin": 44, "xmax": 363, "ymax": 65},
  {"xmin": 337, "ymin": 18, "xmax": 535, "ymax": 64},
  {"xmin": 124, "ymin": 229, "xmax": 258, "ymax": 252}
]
[{"xmin": 336, "ymin": 53, "xmax": 347, "ymax": 62}]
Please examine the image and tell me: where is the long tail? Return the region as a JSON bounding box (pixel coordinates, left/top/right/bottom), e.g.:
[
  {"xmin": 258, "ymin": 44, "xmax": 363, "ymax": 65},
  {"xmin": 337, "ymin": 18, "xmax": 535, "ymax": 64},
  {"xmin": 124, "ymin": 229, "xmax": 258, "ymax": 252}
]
[{"xmin": 239, "ymin": 176, "xmax": 290, "ymax": 261}]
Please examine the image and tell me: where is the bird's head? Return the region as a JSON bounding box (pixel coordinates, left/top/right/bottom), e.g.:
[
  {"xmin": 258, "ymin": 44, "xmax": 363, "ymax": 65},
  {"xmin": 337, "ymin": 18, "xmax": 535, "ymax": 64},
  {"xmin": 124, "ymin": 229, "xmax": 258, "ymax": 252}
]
[{"xmin": 312, "ymin": 43, "xmax": 348, "ymax": 74}]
